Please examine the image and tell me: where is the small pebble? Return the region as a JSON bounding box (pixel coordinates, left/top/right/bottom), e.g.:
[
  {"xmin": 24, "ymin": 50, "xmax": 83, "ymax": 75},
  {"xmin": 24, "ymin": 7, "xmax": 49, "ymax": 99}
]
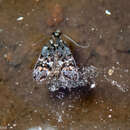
[
  {"xmin": 13, "ymin": 124, "xmax": 16, "ymax": 127},
  {"xmin": 34, "ymin": 110, "xmax": 38, "ymax": 112},
  {"xmin": 4, "ymin": 52, "xmax": 13, "ymax": 63},
  {"xmin": 10, "ymin": 126, "xmax": 13, "ymax": 129},
  {"xmin": 105, "ymin": 10, "xmax": 111, "ymax": 15},
  {"xmin": 17, "ymin": 16, "xmax": 24, "ymax": 21},
  {"xmin": 116, "ymin": 61, "xmax": 120, "ymax": 65},
  {"xmin": 108, "ymin": 114, "xmax": 112, "ymax": 118},
  {"xmin": 66, "ymin": 17, "xmax": 69, "ymax": 21},
  {"xmin": 4, "ymin": 54, "xmax": 7, "ymax": 58},
  {"xmin": 15, "ymin": 82, "xmax": 19, "ymax": 85},
  {"xmin": 108, "ymin": 69, "xmax": 114, "ymax": 76},
  {"xmin": 109, "ymin": 109, "xmax": 112, "ymax": 112},
  {"xmin": 91, "ymin": 27, "xmax": 95, "ymax": 31}
]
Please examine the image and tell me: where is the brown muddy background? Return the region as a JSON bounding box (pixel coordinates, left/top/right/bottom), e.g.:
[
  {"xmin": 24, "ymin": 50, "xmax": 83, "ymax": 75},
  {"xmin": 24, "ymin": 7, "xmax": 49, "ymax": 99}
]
[{"xmin": 0, "ymin": 0, "xmax": 130, "ymax": 130}]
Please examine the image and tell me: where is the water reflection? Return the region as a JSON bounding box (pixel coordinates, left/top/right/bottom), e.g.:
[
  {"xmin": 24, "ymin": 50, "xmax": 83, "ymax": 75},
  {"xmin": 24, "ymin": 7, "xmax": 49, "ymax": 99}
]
[
  {"xmin": 28, "ymin": 124, "xmax": 57, "ymax": 130},
  {"xmin": 28, "ymin": 126, "xmax": 42, "ymax": 130}
]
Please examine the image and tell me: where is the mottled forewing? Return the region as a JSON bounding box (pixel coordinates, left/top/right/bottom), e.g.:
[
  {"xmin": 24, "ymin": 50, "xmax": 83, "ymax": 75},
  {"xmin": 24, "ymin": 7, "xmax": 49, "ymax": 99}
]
[
  {"xmin": 33, "ymin": 45, "xmax": 54, "ymax": 82},
  {"xmin": 56, "ymin": 43, "xmax": 80, "ymax": 88}
]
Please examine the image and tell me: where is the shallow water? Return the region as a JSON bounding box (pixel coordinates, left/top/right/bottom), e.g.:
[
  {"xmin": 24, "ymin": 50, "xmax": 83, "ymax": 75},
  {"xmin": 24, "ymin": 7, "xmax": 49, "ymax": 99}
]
[{"xmin": 0, "ymin": 0, "xmax": 130, "ymax": 130}]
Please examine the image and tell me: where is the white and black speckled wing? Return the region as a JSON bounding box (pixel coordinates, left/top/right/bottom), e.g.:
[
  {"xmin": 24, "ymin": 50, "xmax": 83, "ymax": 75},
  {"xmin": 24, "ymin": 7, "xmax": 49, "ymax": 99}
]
[
  {"xmin": 33, "ymin": 39, "xmax": 80, "ymax": 88},
  {"xmin": 33, "ymin": 45, "xmax": 53, "ymax": 82}
]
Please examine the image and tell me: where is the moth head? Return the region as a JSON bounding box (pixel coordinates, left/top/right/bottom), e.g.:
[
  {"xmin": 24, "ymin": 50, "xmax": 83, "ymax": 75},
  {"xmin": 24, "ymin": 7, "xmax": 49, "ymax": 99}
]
[{"xmin": 52, "ymin": 29, "xmax": 61, "ymax": 38}]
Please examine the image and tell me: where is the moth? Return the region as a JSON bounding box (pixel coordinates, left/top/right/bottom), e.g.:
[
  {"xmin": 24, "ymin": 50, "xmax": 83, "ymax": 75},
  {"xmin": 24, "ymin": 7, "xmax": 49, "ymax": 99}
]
[{"xmin": 33, "ymin": 30, "xmax": 89, "ymax": 91}]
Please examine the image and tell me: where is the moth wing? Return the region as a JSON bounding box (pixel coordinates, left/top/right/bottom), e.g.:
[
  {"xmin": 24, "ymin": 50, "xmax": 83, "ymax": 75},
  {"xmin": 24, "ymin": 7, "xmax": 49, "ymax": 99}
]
[
  {"xmin": 57, "ymin": 44, "xmax": 80, "ymax": 88},
  {"xmin": 33, "ymin": 46, "xmax": 54, "ymax": 82},
  {"xmin": 60, "ymin": 56, "xmax": 79, "ymax": 81}
]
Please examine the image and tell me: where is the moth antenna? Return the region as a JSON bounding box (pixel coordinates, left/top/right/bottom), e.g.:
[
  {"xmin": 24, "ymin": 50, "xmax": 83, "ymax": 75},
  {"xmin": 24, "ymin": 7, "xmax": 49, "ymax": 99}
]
[{"xmin": 63, "ymin": 34, "xmax": 89, "ymax": 48}]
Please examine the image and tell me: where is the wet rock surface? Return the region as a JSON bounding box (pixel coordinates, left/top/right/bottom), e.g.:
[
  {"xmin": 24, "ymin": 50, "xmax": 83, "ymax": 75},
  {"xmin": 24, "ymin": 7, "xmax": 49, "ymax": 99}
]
[{"xmin": 0, "ymin": 0, "xmax": 130, "ymax": 130}]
